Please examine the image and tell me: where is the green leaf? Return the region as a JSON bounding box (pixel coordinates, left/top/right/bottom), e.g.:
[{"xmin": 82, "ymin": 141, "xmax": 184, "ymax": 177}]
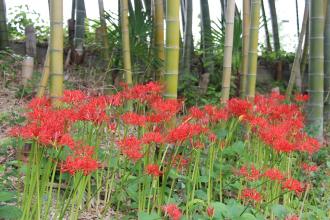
[
  {"xmin": 137, "ymin": 211, "xmax": 161, "ymax": 220},
  {"xmin": 223, "ymin": 141, "xmax": 244, "ymax": 156},
  {"xmin": 0, "ymin": 206, "xmax": 22, "ymax": 219},
  {"xmin": 211, "ymin": 202, "xmax": 229, "ymax": 218},
  {"xmin": 0, "ymin": 192, "xmax": 16, "ymax": 202},
  {"xmin": 271, "ymin": 204, "xmax": 288, "ymax": 218}
]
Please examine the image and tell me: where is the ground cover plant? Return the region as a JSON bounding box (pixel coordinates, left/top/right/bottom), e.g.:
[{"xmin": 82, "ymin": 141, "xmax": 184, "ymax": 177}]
[{"xmin": 6, "ymin": 81, "xmax": 327, "ymax": 220}]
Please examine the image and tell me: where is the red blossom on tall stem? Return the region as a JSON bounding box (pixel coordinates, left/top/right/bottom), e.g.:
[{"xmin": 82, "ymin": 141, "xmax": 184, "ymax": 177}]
[
  {"xmin": 241, "ymin": 188, "xmax": 262, "ymax": 202},
  {"xmin": 162, "ymin": 204, "xmax": 182, "ymax": 220},
  {"xmin": 282, "ymin": 178, "xmax": 304, "ymax": 194},
  {"xmin": 146, "ymin": 164, "xmax": 162, "ymax": 176}
]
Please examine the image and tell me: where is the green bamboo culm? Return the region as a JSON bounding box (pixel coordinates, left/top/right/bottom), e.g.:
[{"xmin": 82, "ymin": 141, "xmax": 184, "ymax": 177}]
[
  {"xmin": 286, "ymin": 0, "xmax": 309, "ymax": 99},
  {"xmin": 0, "ymin": 0, "xmax": 8, "ymax": 49},
  {"xmin": 154, "ymin": 0, "xmax": 165, "ymax": 81},
  {"xmin": 324, "ymin": 0, "xmax": 330, "ymax": 120},
  {"xmin": 49, "ymin": 0, "xmax": 64, "ymax": 107},
  {"xmin": 164, "ymin": 0, "xmax": 180, "ymax": 99},
  {"xmin": 246, "ymin": 0, "xmax": 261, "ymax": 101},
  {"xmin": 98, "ymin": 0, "xmax": 109, "ymax": 60},
  {"xmin": 308, "ymin": 0, "xmax": 324, "ymax": 141},
  {"xmin": 74, "ymin": 0, "xmax": 85, "ymax": 56},
  {"xmin": 221, "ymin": 0, "xmax": 236, "ymax": 103},
  {"xmin": 240, "ymin": 0, "xmax": 250, "ymax": 98},
  {"xmin": 268, "ymin": 0, "xmax": 280, "ymax": 52},
  {"xmin": 36, "ymin": 48, "xmax": 50, "ymax": 98},
  {"xmin": 120, "ymin": 0, "xmax": 133, "ymax": 86}
]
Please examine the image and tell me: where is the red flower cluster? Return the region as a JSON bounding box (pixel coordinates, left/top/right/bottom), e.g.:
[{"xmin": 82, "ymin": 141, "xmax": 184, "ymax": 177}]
[
  {"xmin": 121, "ymin": 112, "xmax": 146, "ymax": 126},
  {"xmin": 166, "ymin": 123, "xmax": 208, "ymax": 144},
  {"xmin": 282, "ymin": 178, "xmax": 304, "ymax": 194},
  {"xmin": 142, "ymin": 132, "xmax": 163, "ymax": 144},
  {"xmin": 301, "ymin": 163, "xmax": 318, "ymax": 173},
  {"xmin": 263, "ymin": 168, "xmax": 284, "ymax": 181},
  {"xmin": 238, "ymin": 165, "xmax": 261, "ymax": 181},
  {"xmin": 241, "ymin": 188, "xmax": 262, "ymax": 202},
  {"xmin": 285, "ymin": 214, "xmax": 300, "ymax": 220},
  {"xmin": 146, "ymin": 164, "xmax": 162, "ymax": 176},
  {"xmin": 162, "ymin": 204, "xmax": 182, "ymax": 220},
  {"xmin": 116, "ymin": 136, "xmax": 143, "ymax": 161}
]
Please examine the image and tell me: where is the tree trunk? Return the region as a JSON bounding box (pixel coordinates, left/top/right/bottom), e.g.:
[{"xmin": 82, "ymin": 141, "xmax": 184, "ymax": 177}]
[
  {"xmin": 246, "ymin": 0, "xmax": 261, "ymax": 101},
  {"xmin": 240, "ymin": 0, "xmax": 250, "ymax": 98},
  {"xmin": 200, "ymin": 0, "xmax": 214, "ymax": 83},
  {"xmin": 120, "ymin": 0, "xmax": 133, "ymax": 85},
  {"xmin": 73, "ymin": 0, "xmax": 85, "ymax": 63},
  {"xmin": 49, "ymin": 0, "xmax": 64, "ymax": 107},
  {"xmin": 268, "ymin": 0, "xmax": 280, "ymax": 52},
  {"xmin": 153, "ymin": 0, "xmax": 165, "ymax": 81},
  {"xmin": 0, "ymin": 0, "xmax": 8, "ymax": 49},
  {"xmin": 164, "ymin": 0, "xmax": 180, "ymax": 99},
  {"xmin": 182, "ymin": 0, "xmax": 193, "ymax": 76},
  {"xmin": 261, "ymin": 0, "xmax": 272, "ymax": 52},
  {"xmin": 324, "ymin": 0, "xmax": 330, "ymax": 120},
  {"xmin": 221, "ymin": 0, "xmax": 236, "ymax": 102},
  {"xmin": 286, "ymin": 0, "xmax": 308, "ymax": 98},
  {"xmin": 308, "ymin": 0, "xmax": 324, "ymax": 141},
  {"xmin": 98, "ymin": 0, "xmax": 109, "ymax": 60}
]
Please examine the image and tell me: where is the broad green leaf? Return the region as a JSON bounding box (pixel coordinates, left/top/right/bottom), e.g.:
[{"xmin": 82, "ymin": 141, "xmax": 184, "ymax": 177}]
[
  {"xmin": 211, "ymin": 202, "xmax": 229, "ymax": 218},
  {"xmin": 271, "ymin": 204, "xmax": 288, "ymax": 218},
  {"xmin": 137, "ymin": 211, "xmax": 161, "ymax": 220},
  {"xmin": 0, "ymin": 206, "xmax": 22, "ymax": 219},
  {"xmin": 0, "ymin": 191, "xmax": 16, "ymax": 202}
]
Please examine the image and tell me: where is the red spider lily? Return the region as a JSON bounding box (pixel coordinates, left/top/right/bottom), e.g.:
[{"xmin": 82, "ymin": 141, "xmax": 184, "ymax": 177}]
[
  {"xmin": 241, "ymin": 188, "xmax": 262, "ymax": 202},
  {"xmin": 294, "ymin": 94, "xmax": 309, "ymax": 102},
  {"xmin": 285, "ymin": 214, "xmax": 300, "ymax": 220},
  {"xmin": 206, "ymin": 206, "xmax": 214, "ymax": 218},
  {"xmin": 191, "ymin": 140, "xmax": 205, "ymax": 149},
  {"xmin": 27, "ymin": 97, "xmax": 51, "ymax": 109},
  {"xmin": 227, "ymin": 98, "xmax": 253, "ymax": 117},
  {"xmin": 107, "ymin": 93, "xmax": 123, "ymax": 106},
  {"xmin": 301, "ymin": 163, "xmax": 318, "ymax": 173},
  {"xmin": 166, "ymin": 123, "xmax": 207, "ymax": 144},
  {"xmin": 61, "ymin": 154, "xmax": 99, "ymax": 176},
  {"xmin": 263, "ymin": 168, "xmax": 284, "ymax": 181},
  {"xmin": 61, "ymin": 90, "xmax": 87, "ymax": 104},
  {"xmin": 121, "ymin": 112, "xmax": 146, "ymax": 126},
  {"xmin": 145, "ymin": 164, "xmax": 162, "ymax": 176},
  {"xmin": 238, "ymin": 165, "xmax": 261, "ymax": 181},
  {"xmin": 116, "ymin": 136, "xmax": 143, "ymax": 161},
  {"xmin": 162, "ymin": 204, "xmax": 182, "ymax": 220},
  {"xmin": 171, "ymin": 155, "xmax": 189, "ymax": 171},
  {"xmin": 188, "ymin": 106, "xmax": 205, "ymax": 119},
  {"xmin": 282, "ymin": 178, "xmax": 304, "ymax": 194},
  {"xmin": 141, "ymin": 132, "xmax": 163, "ymax": 144},
  {"xmin": 57, "ymin": 133, "xmax": 76, "ymax": 149},
  {"xmin": 151, "ymin": 99, "xmax": 182, "ymax": 115},
  {"xmin": 208, "ymin": 132, "xmax": 217, "ymax": 142},
  {"xmin": 108, "ymin": 122, "xmax": 117, "ymax": 132},
  {"xmin": 76, "ymin": 102, "xmax": 109, "ymax": 125}
]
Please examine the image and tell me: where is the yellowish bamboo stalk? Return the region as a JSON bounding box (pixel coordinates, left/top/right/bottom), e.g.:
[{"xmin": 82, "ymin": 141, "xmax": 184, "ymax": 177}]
[
  {"xmin": 285, "ymin": 1, "xmax": 308, "ymax": 98},
  {"xmin": 240, "ymin": 0, "xmax": 250, "ymax": 98},
  {"xmin": 49, "ymin": 0, "xmax": 64, "ymax": 106},
  {"xmin": 36, "ymin": 48, "xmax": 50, "ymax": 98},
  {"xmin": 164, "ymin": 0, "xmax": 180, "ymax": 99},
  {"xmin": 221, "ymin": 0, "xmax": 236, "ymax": 103},
  {"xmin": 246, "ymin": 0, "xmax": 261, "ymax": 101},
  {"xmin": 154, "ymin": 0, "xmax": 165, "ymax": 81},
  {"xmin": 98, "ymin": 0, "xmax": 109, "ymax": 60},
  {"xmin": 120, "ymin": 0, "xmax": 133, "ymax": 85}
]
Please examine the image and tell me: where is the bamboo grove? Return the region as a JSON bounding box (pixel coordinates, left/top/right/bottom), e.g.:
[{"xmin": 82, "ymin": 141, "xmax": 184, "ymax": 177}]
[
  {"xmin": 0, "ymin": 0, "xmax": 324, "ymax": 139},
  {"xmin": 1, "ymin": 1, "xmax": 330, "ymax": 219}
]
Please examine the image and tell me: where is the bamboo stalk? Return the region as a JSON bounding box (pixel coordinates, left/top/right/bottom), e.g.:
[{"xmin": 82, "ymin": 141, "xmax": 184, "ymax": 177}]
[
  {"xmin": 286, "ymin": 1, "xmax": 309, "ymax": 98},
  {"xmin": 324, "ymin": 0, "xmax": 330, "ymax": 120},
  {"xmin": 240, "ymin": 0, "xmax": 250, "ymax": 98},
  {"xmin": 74, "ymin": 0, "xmax": 85, "ymax": 57},
  {"xmin": 154, "ymin": 0, "xmax": 165, "ymax": 81},
  {"xmin": 221, "ymin": 0, "xmax": 236, "ymax": 103},
  {"xmin": 36, "ymin": 48, "xmax": 50, "ymax": 98},
  {"xmin": 182, "ymin": 0, "xmax": 193, "ymax": 76},
  {"xmin": 120, "ymin": 0, "xmax": 133, "ymax": 85},
  {"xmin": 49, "ymin": 0, "xmax": 64, "ymax": 106},
  {"xmin": 98, "ymin": 0, "xmax": 110, "ymax": 60},
  {"xmin": 0, "ymin": 0, "xmax": 8, "ymax": 49},
  {"xmin": 261, "ymin": 0, "xmax": 272, "ymax": 52},
  {"xmin": 164, "ymin": 0, "xmax": 180, "ymax": 99},
  {"xmin": 246, "ymin": 0, "xmax": 261, "ymax": 101},
  {"xmin": 268, "ymin": 0, "xmax": 280, "ymax": 52},
  {"xmin": 308, "ymin": 0, "xmax": 324, "ymax": 140}
]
